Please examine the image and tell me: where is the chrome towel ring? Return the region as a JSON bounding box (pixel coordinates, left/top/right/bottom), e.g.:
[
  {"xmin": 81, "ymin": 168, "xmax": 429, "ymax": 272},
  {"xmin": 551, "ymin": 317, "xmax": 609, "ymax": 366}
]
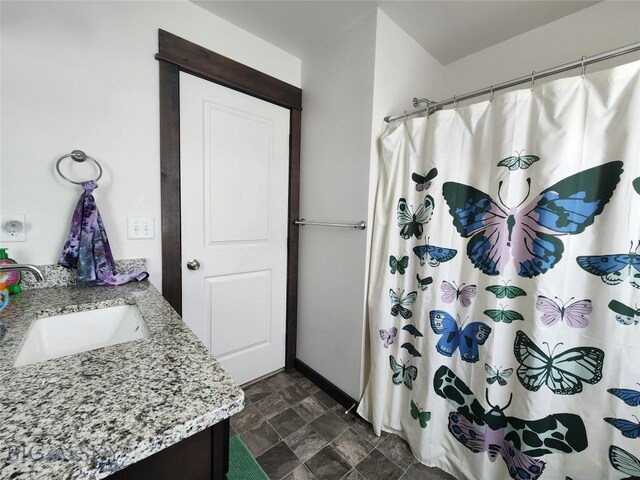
[{"xmin": 56, "ymin": 150, "xmax": 103, "ymax": 185}]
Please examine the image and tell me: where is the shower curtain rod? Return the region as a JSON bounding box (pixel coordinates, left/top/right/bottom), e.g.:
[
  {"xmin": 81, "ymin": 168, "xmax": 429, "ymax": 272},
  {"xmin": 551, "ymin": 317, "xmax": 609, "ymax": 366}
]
[{"xmin": 384, "ymin": 42, "xmax": 640, "ymax": 123}]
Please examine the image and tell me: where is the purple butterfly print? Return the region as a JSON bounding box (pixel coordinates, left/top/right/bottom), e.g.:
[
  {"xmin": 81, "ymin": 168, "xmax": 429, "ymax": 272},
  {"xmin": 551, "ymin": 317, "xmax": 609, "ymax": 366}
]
[
  {"xmin": 447, "ymin": 412, "xmax": 485, "ymax": 452},
  {"xmin": 436, "ymin": 366, "xmax": 586, "ymax": 480},
  {"xmin": 442, "ymin": 162, "xmax": 623, "ymax": 278},
  {"xmin": 441, "ymin": 281, "xmax": 477, "ymax": 307},
  {"xmin": 448, "ymin": 412, "xmax": 545, "ymax": 480},
  {"xmin": 536, "ymin": 296, "xmax": 592, "ymax": 328},
  {"xmin": 379, "ymin": 328, "xmax": 398, "ymax": 348},
  {"xmin": 412, "ymin": 168, "xmax": 437, "ymax": 192}
]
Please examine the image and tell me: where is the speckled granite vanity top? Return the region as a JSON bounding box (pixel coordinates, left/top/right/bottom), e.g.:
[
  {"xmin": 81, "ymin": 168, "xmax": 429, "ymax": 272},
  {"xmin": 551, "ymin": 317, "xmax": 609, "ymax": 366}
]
[{"xmin": 0, "ymin": 268, "xmax": 244, "ymax": 480}]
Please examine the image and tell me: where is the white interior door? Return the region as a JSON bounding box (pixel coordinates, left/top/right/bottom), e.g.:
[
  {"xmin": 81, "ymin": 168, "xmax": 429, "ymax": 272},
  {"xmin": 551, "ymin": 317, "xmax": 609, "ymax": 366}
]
[{"xmin": 180, "ymin": 72, "xmax": 290, "ymax": 385}]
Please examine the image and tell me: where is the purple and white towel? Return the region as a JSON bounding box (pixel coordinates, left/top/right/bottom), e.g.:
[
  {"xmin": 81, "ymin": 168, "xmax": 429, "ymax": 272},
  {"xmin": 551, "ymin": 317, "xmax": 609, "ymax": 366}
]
[{"xmin": 58, "ymin": 181, "xmax": 148, "ymax": 286}]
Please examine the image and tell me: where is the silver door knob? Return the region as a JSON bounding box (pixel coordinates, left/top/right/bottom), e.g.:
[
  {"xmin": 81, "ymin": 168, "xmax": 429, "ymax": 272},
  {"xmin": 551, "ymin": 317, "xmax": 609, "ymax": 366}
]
[{"xmin": 186, "ymin": 259, "xmax": 200, "ymax": 270}]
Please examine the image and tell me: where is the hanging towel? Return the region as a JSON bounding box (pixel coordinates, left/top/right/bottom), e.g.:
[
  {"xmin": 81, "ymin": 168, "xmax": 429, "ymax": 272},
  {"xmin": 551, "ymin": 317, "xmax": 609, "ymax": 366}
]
[{"xmin": 58, "ymin": 180, "xmax": 148, "ymax": 286}]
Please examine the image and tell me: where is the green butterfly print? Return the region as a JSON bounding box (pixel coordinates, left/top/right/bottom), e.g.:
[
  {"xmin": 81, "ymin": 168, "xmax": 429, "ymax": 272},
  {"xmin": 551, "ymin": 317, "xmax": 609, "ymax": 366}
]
[
  {"xmin": 401, "ymin": 343, "xmax": 422, "ymax": 357},
  {"xmin": 412, "ymin": 167, "xmax": 438, "ymax": 192},
  {"xmin": 410, "ymin": 400, "xmax": 431, "ymax": 428},
  {"xmin": 608, "ymin": 299, "xmax": 640, "ymax": 325},
  {"xmin": 485, "ymin": 364, "xmax": 513, "ymax": 386},
  {"xmin": 389, "ymin": 355, "xmax": 417, "ymax": 390},
  {"xmin": 485, "ymin": 282, "xmax": 527, "ymax": 299},
  {"xmin": 484, "ymin": 305, "xmax": 524, "ymax": 323},
  {"xmin": 434, "ymin": 365, "xmax": 588, "ymax": 476},
  {"xmin": 634, "ymin": 177, "xmax": 640, "ymax": 195},
  {"xmin": 389, "ymin": 289, "xmax": 417, "ymax": 319},
  {"xmin": 497, "ymin": 151, "xmax": 540, "ymax": 170},
  {"xmin": 416, "ymin": 274, "xmax": 433, "ymax": 291},
  {"xmin": 397, "ymin": 196, "xmax": 434, "ymax": 240},
  {"xmin": 403, "ymin": 324, "xmax": 423, "ymax": 337},
  {"xmin": 514, "ymin": 330, "xmax": 604, "ymax": 395},
  {"xmin": 389, "ymin": 255, "xmax": 409, "ymax": 275}
]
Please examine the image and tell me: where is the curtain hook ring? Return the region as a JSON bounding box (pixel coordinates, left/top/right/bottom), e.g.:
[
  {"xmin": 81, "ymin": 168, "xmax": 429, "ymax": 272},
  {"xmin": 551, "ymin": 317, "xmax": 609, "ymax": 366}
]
[
  {"xmin": 453, "ymin": 95, "xmax": 458, "ymax": 110},
  {"xmin": 530, "ymin": 71, "xmax": 536, "ymax": 90},
  {"xmin": 489, "ymin": 86, "xmax": 495, "ymax": 102},
  {"xmin": 581, "ymin": 56, "xmax": 587, "ymax": 77}
]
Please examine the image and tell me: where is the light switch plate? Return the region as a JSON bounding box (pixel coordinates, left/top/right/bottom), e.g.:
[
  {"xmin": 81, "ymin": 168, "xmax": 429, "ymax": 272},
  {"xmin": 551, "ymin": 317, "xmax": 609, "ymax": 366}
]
[
  {"xmin": 127, "ymin": 217, "xmax": 154, "ymax": 239},
  {"xmin": 0, "ymin": 214, "xmax": 26, "ymax": 242}
]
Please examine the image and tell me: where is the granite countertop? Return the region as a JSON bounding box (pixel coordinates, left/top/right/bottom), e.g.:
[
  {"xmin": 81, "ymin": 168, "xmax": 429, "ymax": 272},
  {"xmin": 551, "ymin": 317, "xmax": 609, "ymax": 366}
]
[{"xmin": 0, "ymin": 279, "xmax": 244, "ymax": 480}]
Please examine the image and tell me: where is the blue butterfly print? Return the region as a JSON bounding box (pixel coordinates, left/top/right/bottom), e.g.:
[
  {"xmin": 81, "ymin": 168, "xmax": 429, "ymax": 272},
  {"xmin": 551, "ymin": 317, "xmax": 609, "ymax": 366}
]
[
  {"xmin": 604, "ymin": 416, "xmax": 640, "ymax": 439},
  {"xmin": 576, "ymin": 242, "xmax": 640, "ymax": 289},
  {"xmin": 442, "ymin": 161, "xmax": 623, "ymax": 278},
  {"xmin": 412, "ymin": 238, "xmax": 458, "ymax": 267},
  {"xmin": 608, "ymin": 386, "xmax": 640, "ymax": 406},
  {"xmin": 429, "ymin": 310, "xmax": 492, "ymax": 363}
]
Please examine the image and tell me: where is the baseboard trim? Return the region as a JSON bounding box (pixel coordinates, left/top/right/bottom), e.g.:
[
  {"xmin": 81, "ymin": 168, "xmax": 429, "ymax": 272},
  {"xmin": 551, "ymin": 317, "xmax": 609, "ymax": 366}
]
[{"xmin": 294, "ymin": 358, "xmax": 360, "ymax": 416}]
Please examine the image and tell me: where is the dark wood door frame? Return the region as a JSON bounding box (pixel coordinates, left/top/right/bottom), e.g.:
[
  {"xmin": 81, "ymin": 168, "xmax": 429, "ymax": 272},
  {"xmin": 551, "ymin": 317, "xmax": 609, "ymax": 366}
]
[{"xmin": 156, "ymin": 29, "xmax": 302, "ymax": 369}]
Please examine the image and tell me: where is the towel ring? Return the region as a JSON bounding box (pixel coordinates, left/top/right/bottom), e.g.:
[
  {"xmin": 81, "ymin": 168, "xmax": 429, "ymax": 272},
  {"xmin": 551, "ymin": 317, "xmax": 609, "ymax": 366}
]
[{"xmin": 56, "ymin": 150, "xmax": 103, "ymax": 185}]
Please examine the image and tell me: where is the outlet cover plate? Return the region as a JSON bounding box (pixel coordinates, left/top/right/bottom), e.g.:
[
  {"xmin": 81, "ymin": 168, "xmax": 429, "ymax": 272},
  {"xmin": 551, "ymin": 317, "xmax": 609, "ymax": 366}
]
[{"xmin": 0, "ymin": 214, "xmax": 26, "ymax": 242}]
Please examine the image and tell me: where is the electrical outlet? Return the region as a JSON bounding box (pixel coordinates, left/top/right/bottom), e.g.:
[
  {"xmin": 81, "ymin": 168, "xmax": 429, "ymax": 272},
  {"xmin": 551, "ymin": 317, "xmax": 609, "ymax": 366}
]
[
  {"xmin": 127, "ymin": 217, "xmax": 154, "ymax": 239},
  {"xmin": 0, "ymin": 214, "xmax": 26, "ymax": 242}
]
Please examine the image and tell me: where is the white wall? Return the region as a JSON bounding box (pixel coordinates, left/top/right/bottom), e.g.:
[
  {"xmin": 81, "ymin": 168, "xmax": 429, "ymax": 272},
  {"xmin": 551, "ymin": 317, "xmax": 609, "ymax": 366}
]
[
  {"xmin": 440, "ymin": 1, "xmax": 640, "ymax": 103},
  {"xmin": 362, "ymin": 10, "xmax": 446, "ymax": 394},
  {"xmin": 0, "ymin": 0, "xmax": 301, "ymax": 289},
  {"xmin": 297, "ymin": 10, "xmax": 377, "ymax": 400}
]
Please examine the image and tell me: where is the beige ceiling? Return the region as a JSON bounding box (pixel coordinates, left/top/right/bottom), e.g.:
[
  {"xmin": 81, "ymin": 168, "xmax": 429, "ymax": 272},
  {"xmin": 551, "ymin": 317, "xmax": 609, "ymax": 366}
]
[{"xmin": 192, "ymin": 0, "xmax": 600, "ymax": 64}]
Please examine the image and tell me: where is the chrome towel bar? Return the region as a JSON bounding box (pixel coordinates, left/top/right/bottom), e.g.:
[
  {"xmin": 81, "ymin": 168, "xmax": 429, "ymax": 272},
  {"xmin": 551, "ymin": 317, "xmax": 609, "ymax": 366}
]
[{"xmin": 295, "ymin": 218, "xmax": 367, "ymax": 230}]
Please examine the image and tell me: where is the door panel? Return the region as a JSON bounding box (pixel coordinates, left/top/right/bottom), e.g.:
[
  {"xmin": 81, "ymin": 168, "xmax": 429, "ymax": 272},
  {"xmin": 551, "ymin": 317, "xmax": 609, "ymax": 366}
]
[
  {"xmin": 203, "ymin": 101, "xmax": 272, "ymax": 243},
  {"xmin": 207, "ymin": 270, "xmax": 271, "ymax": 359},
  {"xmin": 180, "ymin": 72, "xmax": 290, "ymax": 385}
]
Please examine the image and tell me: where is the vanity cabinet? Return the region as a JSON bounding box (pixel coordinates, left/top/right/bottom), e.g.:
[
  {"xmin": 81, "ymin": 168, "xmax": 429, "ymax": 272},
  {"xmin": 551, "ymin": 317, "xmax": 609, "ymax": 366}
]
[
  {"xmin": 0, "ymin": 279, "xmax": 243, "ymax": 480},
  {"xmin": 108, "ymin": 419, "xmax": 229, "ymax": 480}
]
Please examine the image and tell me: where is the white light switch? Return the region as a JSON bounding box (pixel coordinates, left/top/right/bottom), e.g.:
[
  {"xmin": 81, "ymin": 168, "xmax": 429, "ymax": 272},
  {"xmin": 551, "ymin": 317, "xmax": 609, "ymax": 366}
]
[
  {"xmin": 0, "ymin": 214, "xmax": 26, "ymax": 242},
  {"xmin": 127, "ymin": 217, "xmax": 154, "ymax": 239}
]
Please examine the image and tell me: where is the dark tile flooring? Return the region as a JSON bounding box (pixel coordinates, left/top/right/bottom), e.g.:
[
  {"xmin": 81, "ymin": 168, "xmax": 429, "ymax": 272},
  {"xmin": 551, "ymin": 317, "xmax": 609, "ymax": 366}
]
[{"xmin": 231, "ymin": 369, "xmax": 457, "ymax": 480}]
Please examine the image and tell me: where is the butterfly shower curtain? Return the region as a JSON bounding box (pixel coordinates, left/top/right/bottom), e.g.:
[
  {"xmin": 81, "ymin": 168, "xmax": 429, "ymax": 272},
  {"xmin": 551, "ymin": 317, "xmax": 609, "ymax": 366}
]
[{"xmin": 358, "ymin": 60, "xmax": 640, "ymax": 480}]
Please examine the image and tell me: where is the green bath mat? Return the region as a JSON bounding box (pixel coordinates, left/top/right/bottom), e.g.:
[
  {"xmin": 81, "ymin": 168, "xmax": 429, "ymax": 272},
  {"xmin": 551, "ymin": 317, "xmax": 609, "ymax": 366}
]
[{"xmin": 228, "ymin": 435, "xmax": 268, "ymax": 480}]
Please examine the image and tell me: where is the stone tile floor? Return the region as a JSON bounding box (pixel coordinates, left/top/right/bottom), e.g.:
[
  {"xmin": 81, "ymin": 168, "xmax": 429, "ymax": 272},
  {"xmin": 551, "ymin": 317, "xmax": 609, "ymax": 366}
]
[{"xmin": 231, "ymin": 369, "xmax": 458, "ymax": 480}]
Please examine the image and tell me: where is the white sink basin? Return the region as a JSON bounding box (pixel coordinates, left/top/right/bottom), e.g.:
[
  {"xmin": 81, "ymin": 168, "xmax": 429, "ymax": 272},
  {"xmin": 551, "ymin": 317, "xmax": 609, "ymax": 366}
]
[{"xmin": 14, "ymin": 304, "xmax": 149, "ymax": 367}]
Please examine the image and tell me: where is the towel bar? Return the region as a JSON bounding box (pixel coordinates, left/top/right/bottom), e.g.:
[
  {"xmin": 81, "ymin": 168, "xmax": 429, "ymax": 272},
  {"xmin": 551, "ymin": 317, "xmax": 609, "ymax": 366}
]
[{"xmin": 294, "ymin": 218, "xmax": 367, "ymax": 230}]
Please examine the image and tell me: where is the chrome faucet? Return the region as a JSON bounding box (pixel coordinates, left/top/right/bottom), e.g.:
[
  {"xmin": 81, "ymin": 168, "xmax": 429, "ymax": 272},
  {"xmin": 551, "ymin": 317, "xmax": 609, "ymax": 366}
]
[
  {"xmin": 0, "ymin": 264, "xmax": 45, "ymax": 282},
  {"xmin": 0, "ymin": 264, "xmax": 45, "ymax": 341}
]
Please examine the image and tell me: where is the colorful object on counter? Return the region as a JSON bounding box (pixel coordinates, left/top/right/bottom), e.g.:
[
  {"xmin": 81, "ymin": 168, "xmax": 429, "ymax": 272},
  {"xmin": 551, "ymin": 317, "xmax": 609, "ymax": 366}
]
[
  {"xmin": 58, "ymin": 180, "xmax": 148, "ymax": 286},
  {"xmin": 0, "ymin": 274, "xmax": 9, "ymax": 316},
  {"xmin": 0, "ymin": 248, "xmax": 22, "ymax": 294}
]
